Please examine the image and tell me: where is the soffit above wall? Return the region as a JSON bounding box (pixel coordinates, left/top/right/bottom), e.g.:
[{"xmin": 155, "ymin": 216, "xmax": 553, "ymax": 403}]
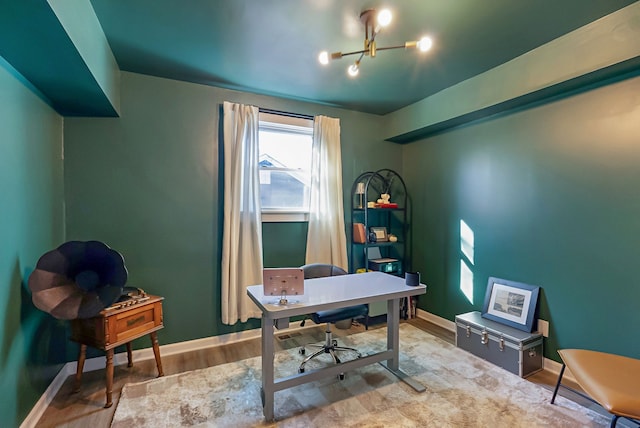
[{"xmin": 0, "ymin": 0, "xmax": 119, "ymax": 117}]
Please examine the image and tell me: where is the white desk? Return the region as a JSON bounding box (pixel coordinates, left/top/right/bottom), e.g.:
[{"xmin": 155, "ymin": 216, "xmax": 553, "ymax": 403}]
[{"xmin": 247, "ymin": 271, "xmax": 427, "ymax": 421}]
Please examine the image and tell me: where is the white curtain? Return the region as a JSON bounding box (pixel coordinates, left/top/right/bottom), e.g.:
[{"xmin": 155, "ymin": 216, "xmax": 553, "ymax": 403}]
[
  {"xmin": 221, "ymin": 101, "xmax": 263, "ymax": 324},
  {"xmin": 305, "ymin": 116, "xmax": 348, "ymax": 270}
]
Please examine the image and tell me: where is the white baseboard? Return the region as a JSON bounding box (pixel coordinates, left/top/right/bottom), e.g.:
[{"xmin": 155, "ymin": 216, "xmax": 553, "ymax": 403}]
[
  {"xmin": 22, "ymin": 311, "xmax": 573, "ymax": 427},
  {"xmin": 415, "ymin": 308, "xmax": 456, "ymax": 331},
  {"xmin": 20, "ymin": 363, "xmax": 75, "ymax": 428},
  {"xmin": 541, "ymin": 356, "xmax": 577, "ymax": 383}
]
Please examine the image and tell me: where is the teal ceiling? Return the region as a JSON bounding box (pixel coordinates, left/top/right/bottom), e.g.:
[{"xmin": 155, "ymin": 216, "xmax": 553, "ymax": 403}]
[{"xmin": 1, "ymin": 0, "xmax": 638, "ymax": 116}]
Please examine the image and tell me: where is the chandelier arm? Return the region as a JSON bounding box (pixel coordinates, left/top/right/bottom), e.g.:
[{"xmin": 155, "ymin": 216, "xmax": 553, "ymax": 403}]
[
  {"xmin": 335, "ymin": 44, "xmax": 416, "ymax": 59},
  {"xmin": 334, "ymin": 49, "xmax": 368, "ymax": 59},
  {"xmin": 376, "ymin": 44, "xmax": 417, "ymax": 52}
]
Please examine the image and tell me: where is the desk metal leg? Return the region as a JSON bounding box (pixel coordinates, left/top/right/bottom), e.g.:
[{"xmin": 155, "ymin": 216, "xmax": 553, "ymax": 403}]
[
  {"xmin": 261, "ymin": 315, "xmax": 275, "ymax": 421},
  {"xmin": 381, "ymin": 298, "xmax": 426, "ymax": 393},
  {"xmin": 387, "ymin": 298, "xmax": 400, "ymax": 371}
]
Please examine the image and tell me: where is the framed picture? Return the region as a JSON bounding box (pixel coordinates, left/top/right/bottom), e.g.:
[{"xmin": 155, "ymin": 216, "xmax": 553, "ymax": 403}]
[
  {"xmin": 481, "ymin": 277, "xmax": 540, "ymax": 332},
  {"xmin": 370, "ymin": 226, "xmax": 388, "ymax": 242}
]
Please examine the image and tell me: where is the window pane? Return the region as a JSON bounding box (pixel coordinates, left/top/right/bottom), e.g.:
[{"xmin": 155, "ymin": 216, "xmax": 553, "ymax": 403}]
[
  {"xmin": 259, "ymin": 129, "xmax": 312, "ymax": 170},
  {"xmin": 258, "ymin": 116, "xmax": 312, "ymax": 213},
  {"xmin": 259, "ymin": 169, "xmax": 309, "ymax": 210}
]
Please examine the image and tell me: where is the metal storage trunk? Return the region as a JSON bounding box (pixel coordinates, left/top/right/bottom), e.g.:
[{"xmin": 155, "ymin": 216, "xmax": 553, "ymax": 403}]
[{"xmin": 455, "ymin": 311, "xmax": 543, "ymax": 378}]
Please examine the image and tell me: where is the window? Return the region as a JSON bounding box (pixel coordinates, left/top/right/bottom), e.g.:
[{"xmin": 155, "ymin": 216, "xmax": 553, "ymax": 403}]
[{"xmin": 258, "ymin": 112, "xmax": 313, "ymax": 222}]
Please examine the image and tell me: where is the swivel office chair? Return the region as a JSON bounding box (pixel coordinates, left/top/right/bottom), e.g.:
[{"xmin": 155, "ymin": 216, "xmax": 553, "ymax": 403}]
[{"xmin": 298, "ymin": 263, "xmax": 369, "ymax": 378}]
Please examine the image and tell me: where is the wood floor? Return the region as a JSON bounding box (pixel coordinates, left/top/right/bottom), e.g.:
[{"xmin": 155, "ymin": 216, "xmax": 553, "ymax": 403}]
[{"xmin": 34, "ymin": 318, "xmax": 606, "ymax": 428}]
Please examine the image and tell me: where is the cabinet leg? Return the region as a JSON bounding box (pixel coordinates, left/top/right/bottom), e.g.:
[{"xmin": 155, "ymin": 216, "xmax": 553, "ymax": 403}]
[
  {"xmin": 126, "ymin": 343, "xmax": 133, "ymax": 367},
  {"xmin": 73, "ymin": 344, "xmax": 87, "ymax": 393},
  {"xmin": 105, "ymin": 349, "xmax": 114, "ymax": 408},
  {"xmin": 150, "ymin": 331, "xmax": 164, "ymax": 377}
]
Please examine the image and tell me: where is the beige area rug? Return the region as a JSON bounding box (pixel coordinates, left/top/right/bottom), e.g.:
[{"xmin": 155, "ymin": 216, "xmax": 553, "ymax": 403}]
[{"xmin": 111, "ymin": 324, "xmax": 609, "ymax": 427}]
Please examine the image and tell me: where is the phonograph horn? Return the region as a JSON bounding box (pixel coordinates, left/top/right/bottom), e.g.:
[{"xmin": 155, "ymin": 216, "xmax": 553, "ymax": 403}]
[{"xmin": 28, "ymin": 241, "xmax": 128, "ymax": 320}]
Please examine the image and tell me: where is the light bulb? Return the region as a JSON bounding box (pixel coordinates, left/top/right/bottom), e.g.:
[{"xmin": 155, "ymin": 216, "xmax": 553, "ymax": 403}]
[
  {"xmin": 348, "ymin": 64, "xmax": 359, "ymax": 77},
  {"xmin": 318, "ymin": 51, "xmax": 329, "ymax": 65},
  {"xmin": 417, "ymin": 36, "xmax": 432, "ymax": 52},
  {"xmin": 377, "ymin": 9, "xmax": 392, "ymax": 27}
]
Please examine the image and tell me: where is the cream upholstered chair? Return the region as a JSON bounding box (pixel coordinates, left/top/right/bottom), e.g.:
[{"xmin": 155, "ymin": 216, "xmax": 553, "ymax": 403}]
[
  {"xmin": 551, "ymin": 349, "xmax": 640, "ymax": 427},
  {"xmin": 298, "ymin": 263, "xmax": 369, "ymax": 378}
]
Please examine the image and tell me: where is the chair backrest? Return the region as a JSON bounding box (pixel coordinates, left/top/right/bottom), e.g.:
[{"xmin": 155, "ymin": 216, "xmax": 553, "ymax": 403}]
[{"xmin": 300, "ymin": 263, "xmax": 347, "ymax": 279}]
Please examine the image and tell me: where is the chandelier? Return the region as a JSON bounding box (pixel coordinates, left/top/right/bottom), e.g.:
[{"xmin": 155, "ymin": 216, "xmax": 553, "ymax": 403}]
[{"xmin": 318, "ymin": 8, "xmax": 433, "ymax": 77}]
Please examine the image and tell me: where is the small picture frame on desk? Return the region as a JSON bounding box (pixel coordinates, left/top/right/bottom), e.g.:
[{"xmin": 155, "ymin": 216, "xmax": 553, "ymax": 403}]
[{"xmin": 370, "ymin": 226, "xmax": 388, "ymax": 242}]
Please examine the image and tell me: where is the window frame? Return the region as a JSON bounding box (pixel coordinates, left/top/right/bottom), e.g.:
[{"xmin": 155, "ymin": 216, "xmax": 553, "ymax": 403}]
[{"xmin": 258, "ymin": 112, "xmax": 313, "ymax": 223}]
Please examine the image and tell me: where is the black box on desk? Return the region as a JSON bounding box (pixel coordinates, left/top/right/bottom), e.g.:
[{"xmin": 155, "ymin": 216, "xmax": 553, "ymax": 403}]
[
  {"xmin": 367, "ymin": 258, "xmax": 402, "ymax": 275},
  {"xmin": 455, "ymin": 311, "xmax": 543, "ymax": 378}
]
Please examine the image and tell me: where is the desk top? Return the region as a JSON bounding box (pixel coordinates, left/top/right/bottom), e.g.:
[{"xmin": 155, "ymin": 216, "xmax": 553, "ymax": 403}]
[{"xmin": 247, "ymin": 271, "xmax": 426, "ymax": 319}]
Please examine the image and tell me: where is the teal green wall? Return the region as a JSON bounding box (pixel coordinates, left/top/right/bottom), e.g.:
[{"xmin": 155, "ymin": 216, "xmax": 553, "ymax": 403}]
[
  {"xmin": 0, "ymin": 58, "xmax": 65, "ymax": 427},
  {"xmin": 404, "ymin": 73, "xmax": 640, "ymax": 360},
  {"xmin": 64, "ymin": 71, "xmax": 400, "ymax": 347},
  {"xmin": 262, "ymin": 222, "xmax": 308, "ymax": 268}
]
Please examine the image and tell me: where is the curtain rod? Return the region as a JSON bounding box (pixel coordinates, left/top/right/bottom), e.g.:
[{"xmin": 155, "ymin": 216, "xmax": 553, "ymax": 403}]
[{"xmin": 258, "ymin": 107, "xmax": 313, "ymax": 120}]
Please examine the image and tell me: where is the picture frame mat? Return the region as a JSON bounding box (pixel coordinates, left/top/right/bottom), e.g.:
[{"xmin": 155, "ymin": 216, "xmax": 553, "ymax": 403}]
[{"xmin": 481, "ymin": 277, "xmax": 540, "ymax": 332}]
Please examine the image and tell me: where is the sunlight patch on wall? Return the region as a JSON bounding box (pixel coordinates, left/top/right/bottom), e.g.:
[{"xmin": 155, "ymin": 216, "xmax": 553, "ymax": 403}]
[
  {"xmin": 460, "ymin": 219, "xmax": 474, "ymax": 264},
  {"xmin": 460, "ymin": 219, "xmax": 475, "ymax": 304},
  {"xmin": 460, "ymin": 260, "xmax": 474, "ymax": 304}
]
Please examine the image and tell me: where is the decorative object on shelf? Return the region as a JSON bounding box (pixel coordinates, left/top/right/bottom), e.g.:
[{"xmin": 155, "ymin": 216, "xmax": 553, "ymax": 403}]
[
  {"xmin": 481, "ymin": 277, "xmax": 540, "ymax": 333},
  {"xmin": 375, "ymin": 202, "xmax": 399, "ymax": 208},
  {"xmin": 370, "ymin": 226, "xmax": 388, "ymax": 242},
  {"xmin": 356, "ymin": 182, "xmax": 366, "ymax": 209},
  {"xmin": 377, "ymin": 193, "xmax": 391, "ymax": 204},
  {"xmin": 374, "ymin": 193, "xmax": 398, "ymax": 208},
  {"xmin": 318, "ymin": 9, "xmax": 433, "ymax": 77},
  {"xmin": 388, "ymin": 234, "xmax": 398, "ymax": 242},
  {"xmin": 353, "ymin": 223, "xmax": 366, "ymax": 243},
  {"xmin": 368, "ymin": 257, "xmax": 402, "ymax": 274}
]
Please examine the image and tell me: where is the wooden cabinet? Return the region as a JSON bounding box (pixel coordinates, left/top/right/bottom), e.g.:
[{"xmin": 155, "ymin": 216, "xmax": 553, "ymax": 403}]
[
  {"xmin": 71, "ymin": 295, "xmax": 164, "ymax": 349},
  {"xmin": 70, "ymin": 295, "xmax": 165, "ymax": 407}
]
